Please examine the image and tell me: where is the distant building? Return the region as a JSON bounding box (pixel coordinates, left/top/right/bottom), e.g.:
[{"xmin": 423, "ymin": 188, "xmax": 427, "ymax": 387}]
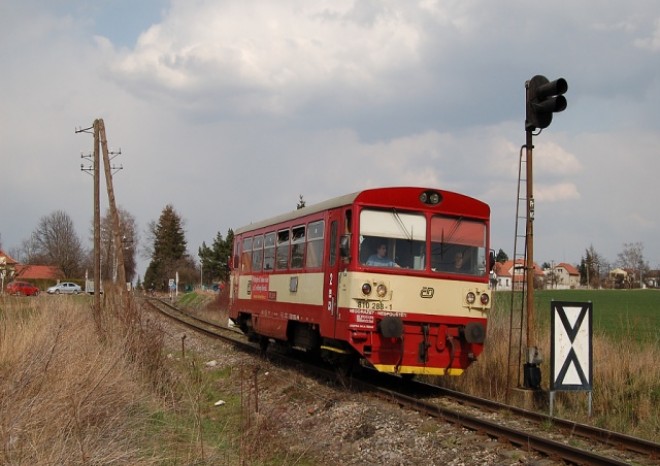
[
  {"xmin": 493, "ymin": 260, "xmax": 545, "ymax": 291},
  {"xmin": 545, "ymin": 262, "xmax": 580, "ymax": 289},
  {"xmin": 0, "ymin": 249, "xmax": 19, "ymax": 287},
  {"xmin": 1, "ymin": 249, "xmax": 65, "ymax": 292},
  {"xmin": 609, "ymin": 267, "xmax": 630, "ymax": 289},
  {"xmin": 15, "ymin": 264, "xmax": 64, "ymax": 281},
  {"xmin": 644, "ymin": 270, "xmax": 659, "ymax": 288}
]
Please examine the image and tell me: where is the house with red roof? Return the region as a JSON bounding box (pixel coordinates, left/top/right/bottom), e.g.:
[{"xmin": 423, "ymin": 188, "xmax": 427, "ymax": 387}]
[
  {"xmin": 15, "ymin": 264, "xmax": 64, "ymax": 281},
  {"xmin": 546, "ymin": 262, "xmax": 580, "ymax": 289},
  {"xmin": 1, "ymin": 249, "xmax": 65, "ymax": 292},
  {"xmin": 493, "ymin": 259, "xmax": 545, "ymax": 290}
]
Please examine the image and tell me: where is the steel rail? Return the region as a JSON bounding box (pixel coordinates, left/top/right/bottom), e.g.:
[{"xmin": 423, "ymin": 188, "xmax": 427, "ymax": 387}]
[
  {"xmin": 409, "ymin": 380, "xmax": 659, "ymax": 459},
  {"xmin": 142, "ymin": 297, "xmax": 657, "ymax": 465}
]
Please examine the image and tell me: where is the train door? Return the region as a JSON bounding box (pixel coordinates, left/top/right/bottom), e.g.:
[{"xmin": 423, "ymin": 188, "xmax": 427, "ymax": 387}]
[{"xmin": 321, "ymin": 210, "xmax": 341, "ymax": 338}]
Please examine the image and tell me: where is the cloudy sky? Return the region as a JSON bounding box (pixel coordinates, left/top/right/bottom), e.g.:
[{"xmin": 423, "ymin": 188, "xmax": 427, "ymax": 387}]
[{"xmin": 1, "ymin": 0, "xmax": 659, "ymax": 278}]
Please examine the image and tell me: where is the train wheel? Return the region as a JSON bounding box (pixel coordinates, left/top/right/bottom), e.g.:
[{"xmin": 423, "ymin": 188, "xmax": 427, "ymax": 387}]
[
  {"xmin": 333, "ymin": 353, "xmax": 361, "ymax": 378},
  {"xmin": 259, "ymin": 336, "xmax": 269, "ymax": 354}
]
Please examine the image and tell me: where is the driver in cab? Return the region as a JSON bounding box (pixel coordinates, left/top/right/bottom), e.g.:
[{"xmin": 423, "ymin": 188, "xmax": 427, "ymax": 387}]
[{"xmin": 365, "ymin": 244, "xmax": 400, "ymax": 268}]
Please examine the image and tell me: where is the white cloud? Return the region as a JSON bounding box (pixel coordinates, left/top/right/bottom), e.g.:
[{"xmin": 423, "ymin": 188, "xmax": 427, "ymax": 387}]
[
  {"xmin": 108, "ymin": 0, "xmax": 423, "ymax": 116},
  {"xmin": 635, "ymin": 17, "xmax": 660, "ymax": 51},
  {"xmin": 2, "ymin": 0, "xmax": 660, "ymax": 273},
  {"xmin": 534, "ymin": 141, "xmax": 582, "ymax": 176},
  {"xmin": 534, "ymin": 183, "xmax": 581, "ymax": 202}
]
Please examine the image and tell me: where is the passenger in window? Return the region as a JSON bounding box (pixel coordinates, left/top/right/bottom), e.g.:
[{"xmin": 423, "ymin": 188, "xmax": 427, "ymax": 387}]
[
  {"xmin": 453, "ymin": 251, "xmax": 469, "ymax": 273},
  {"xmin": 366, "ymin": 244, "xmax": 400, "ymax": 268}
]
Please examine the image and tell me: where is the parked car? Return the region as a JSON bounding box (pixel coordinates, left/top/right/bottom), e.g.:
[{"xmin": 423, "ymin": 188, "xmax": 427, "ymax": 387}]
[
  {"xmin": 47, "ymin": 282, "xmax": 82, "ymax": 295},
  {"xmin": 5, "ymin": 280, "xmax": 40, "ymax": 296}
]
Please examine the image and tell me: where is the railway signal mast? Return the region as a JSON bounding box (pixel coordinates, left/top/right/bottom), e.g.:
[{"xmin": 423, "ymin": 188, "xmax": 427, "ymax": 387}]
[{"xmin": 522, "ymin": 75, "xmax": 568, "ymax": 389}]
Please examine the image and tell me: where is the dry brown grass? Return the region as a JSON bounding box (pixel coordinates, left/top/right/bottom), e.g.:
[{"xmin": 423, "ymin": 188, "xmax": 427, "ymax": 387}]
[
  {"xmin": 438, "ymin": 299, "xmax": 660, "ymax": 442},
  {"xmin": 0, "ymin": 294, "xmax": 168, "ymax": 465},
  {"xmin": 0, "ymin": 290, "xmax": 308, "ymax": 465}
]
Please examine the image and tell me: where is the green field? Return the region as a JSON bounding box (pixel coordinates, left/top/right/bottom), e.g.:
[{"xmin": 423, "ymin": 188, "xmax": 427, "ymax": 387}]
[{"xmin": 494, "ymin": 289, "xmax": 660, "ymax": 343}]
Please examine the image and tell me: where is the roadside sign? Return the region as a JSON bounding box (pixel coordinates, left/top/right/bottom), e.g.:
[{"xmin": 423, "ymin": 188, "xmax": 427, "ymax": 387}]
[
  {"xmin": 551, "ymin": 301, "xmax": 592, "ymax": 390},
  {"xmin": 550, "ymin": 301, "xmax": 593, "ymax": 416}
]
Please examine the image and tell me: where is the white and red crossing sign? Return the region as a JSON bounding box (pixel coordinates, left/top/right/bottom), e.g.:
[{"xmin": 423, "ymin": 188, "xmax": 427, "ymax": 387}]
[{"xmin": 551, "ymin": 301, "xmax": 593, "ymax": 391}]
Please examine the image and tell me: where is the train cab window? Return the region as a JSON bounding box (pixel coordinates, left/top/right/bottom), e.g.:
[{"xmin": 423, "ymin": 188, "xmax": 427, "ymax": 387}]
[
  {"xmin": 305, "ymin": 220, "xmax": 324, "ymax": 268},
  {"xmin": 430, "ymin": 216, "xmax": 487, "ymax": 277},
  {"xmin": 291, "ymin": 226, "xmax": 305, "ymax": 269},
  {"xmin": 263, "ymin": 232, "xmax": 276, "ymax": 271},
  {"xmin": 329, "ymin": 221, "xmax": 338, "ymax": 266},
  {"xmin": 241, "ymin": 237, "xmax": 253, "ymax": 273},
  {"xmin": 252, "ymin": 235, "xmax": 264, "ymax": 272},
  {"xmin": 359, "ymin": 209, "xmax": 426, "ymax": 270},
  {"xmin": 276, "ymin": 229, "xmax": 290, "ymax": 270}
]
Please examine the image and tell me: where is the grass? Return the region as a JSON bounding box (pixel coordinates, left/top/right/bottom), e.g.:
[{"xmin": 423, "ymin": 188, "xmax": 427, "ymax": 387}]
[
  {"xmin": 1, "ymin": 288, "xmax": 657, "ymax": 463},
  {"xmin": 512, "ymin": 289, "xmax": 660, "ymax": 342},
  {"xmin": 439, "ymin": 288, "xmax": 660, "ymax": 442},
  {"xmin": 0, "ymin": 292, "xmax": 308, "ymax": 465}
]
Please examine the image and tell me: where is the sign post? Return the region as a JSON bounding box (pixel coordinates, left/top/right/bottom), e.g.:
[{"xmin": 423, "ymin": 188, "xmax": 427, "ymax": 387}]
[{"xmin": 550, "ymin": 301, "xmax": 593, "ymax": 416}]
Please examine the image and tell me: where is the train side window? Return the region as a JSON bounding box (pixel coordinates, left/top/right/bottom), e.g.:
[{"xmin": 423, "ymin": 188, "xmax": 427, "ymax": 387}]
[
  {"xmin": 305, "ymin": 220, "xmax": 324, "ymax": 269},
  {"xmin": 291, "ymin": 225, "xmax": 305, "ymax": 269},
  {"xmin": 263, "ymin": 232, "xmax": 276, "ymax": 271},
  {"xmin": 252, "ymin": 235, "xmax": 264, "ymax": 272},
  {"xmin": 276, "ymin": 229, "xmax": 290, "ymax": 270},
  {"xmin": 241, "ymin": 237, "xmax": 253, "ymax": 273},
  {"xmin": 232, "ymin": 238, "xmax": 240, "ymax": 269}
]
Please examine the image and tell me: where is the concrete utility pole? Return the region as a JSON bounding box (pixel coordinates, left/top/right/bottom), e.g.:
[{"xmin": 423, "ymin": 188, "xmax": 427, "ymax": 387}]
[
  {"xmin": 98, "ymin": 119, "xmax": 126, "ymax": 292},
  {"xmin": 78, "ymin": 122, "xmax": 101, "ymax": 313},
  {"xmin": 78, "ymin": 118, "xmax": 125, "ymax": 309}
]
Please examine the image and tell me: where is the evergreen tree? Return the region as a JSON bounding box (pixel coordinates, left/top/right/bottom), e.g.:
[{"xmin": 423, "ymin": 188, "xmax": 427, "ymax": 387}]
[
  {"xmin": 199, "ymin": 229, "xmax": 234, "ymax": 284},
  {"xmin": 581, "ymin": 244, "xmax": 606, "ymax": 288},
  {"xmin": 144, "ymin": 205, "xmax": 195, "ymax": 291},
  {"xmin": 495, "ymin": 248, "xmax": 508, "ymax": 263}
]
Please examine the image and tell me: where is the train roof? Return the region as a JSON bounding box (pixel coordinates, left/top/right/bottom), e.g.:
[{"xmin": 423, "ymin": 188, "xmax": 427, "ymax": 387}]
[
  {"xmin": 234, "ymin": 186, "xmax": 489, "ymax": 235},
  {"xmin": 235, "ymin": 191, "xmax": 359, "ymax": 234}
]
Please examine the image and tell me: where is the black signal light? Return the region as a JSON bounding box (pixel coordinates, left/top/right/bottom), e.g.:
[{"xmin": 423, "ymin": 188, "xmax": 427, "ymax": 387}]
[{"xmin": 525, "ymin": 75, "xmax": 568, "ymax": 131}]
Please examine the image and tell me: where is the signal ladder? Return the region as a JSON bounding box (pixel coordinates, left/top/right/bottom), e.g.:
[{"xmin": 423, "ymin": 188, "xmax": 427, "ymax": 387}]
[{"xmin": 505, "ymin": 145, "xmax": 530, "ymax": 402}]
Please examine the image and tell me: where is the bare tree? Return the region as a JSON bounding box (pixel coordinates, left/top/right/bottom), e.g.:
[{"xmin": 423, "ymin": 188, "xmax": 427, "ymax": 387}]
[
  {"xmin": 617, "ymin": 242, "xmax": 649, "ymax": 286},
  {"xmin": 95, "ymin": 207, "xmax": 139, "ymax": 283},
  {"xmin": 28, "ymin": 210, "xmax": 86, "ymax": 278}
]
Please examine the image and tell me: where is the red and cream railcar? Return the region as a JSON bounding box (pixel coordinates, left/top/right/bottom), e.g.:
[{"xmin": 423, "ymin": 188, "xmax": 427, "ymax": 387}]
[{"xmin": 229, "ymin": 187, "xmax": 493, "ymax": 376}]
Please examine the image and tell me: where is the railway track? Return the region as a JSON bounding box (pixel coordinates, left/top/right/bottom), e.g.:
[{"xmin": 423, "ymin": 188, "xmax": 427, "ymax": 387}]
[{"xmin": 143, "ymin": 297, "xmax": 658, "ymax": 466}]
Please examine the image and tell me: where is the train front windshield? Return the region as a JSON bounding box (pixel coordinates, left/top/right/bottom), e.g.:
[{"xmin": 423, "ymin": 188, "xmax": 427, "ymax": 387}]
[{"xmin": 358, "ymin": 209, "xmax": 488, "ymax": 277}]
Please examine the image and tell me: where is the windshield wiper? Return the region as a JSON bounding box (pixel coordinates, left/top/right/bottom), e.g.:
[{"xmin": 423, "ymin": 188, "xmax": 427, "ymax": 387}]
[{"xmin": 392, "ymin": 209, "xmax": 413, "ymax": 242}]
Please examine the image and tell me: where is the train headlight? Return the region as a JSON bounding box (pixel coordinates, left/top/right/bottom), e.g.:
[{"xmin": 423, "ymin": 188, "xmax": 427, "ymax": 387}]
[
  {"xmin": 480, "ymin": 293, "xmax": 490, "ymax": 305},
  {"xmin": 361, "ymin": 283, "xmax": 372, "ymax": 295},
  {"xmin": 419, "ymin": 190, "xmax": 443, "ymax": 205},
  {"xmin": 376, "ymin": 283, "xmax": 388, "ymax": 297},
  {"xmin": 466, "ymin": 291, "xmax": 476, "ymax": 305}
]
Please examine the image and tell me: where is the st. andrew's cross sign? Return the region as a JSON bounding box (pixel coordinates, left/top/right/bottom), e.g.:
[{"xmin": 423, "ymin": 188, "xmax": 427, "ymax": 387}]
[{"xmin": 550, "ymin": 301, "xmax": 593, "ymax": 416}]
